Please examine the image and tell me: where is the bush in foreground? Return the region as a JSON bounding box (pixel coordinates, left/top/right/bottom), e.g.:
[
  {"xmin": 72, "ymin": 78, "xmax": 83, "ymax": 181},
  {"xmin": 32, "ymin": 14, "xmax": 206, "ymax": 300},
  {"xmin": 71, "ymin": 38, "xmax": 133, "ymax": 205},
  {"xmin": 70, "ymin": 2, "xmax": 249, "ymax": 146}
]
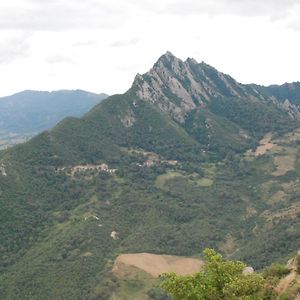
[{"xmin": 161, "ymin": 248, "xmax": 265, "ymax": 300}]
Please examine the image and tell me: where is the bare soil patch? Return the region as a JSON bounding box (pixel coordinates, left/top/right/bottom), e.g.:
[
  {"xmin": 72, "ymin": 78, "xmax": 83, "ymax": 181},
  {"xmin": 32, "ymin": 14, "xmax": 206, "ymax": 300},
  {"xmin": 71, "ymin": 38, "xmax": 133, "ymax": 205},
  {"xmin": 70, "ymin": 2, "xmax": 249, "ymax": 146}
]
[
  {"xmin": 254, "ymin": 133, "xmax": 276, "ymax": 156},
  {"xmin": 275, "ymin": 271, "xmax": 297, "ymax": 295},
  {"xmin": 113, "ymin": 253, "xmax": 203, "ymax": 278}
]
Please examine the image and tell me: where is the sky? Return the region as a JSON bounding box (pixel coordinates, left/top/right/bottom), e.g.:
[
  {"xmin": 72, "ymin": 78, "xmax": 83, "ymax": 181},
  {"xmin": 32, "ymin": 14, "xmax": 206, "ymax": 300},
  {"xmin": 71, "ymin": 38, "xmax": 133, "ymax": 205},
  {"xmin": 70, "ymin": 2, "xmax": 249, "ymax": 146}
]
[{"xmin": 0, "ymin": 0, "xmax": 300, "ymax": 97}]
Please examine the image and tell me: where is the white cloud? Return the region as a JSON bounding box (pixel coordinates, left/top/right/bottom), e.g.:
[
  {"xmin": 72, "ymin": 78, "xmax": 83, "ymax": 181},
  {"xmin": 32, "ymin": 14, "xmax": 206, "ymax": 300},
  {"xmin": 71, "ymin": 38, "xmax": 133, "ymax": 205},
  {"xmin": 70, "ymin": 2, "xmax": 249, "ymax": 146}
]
[
  {"xmin": 0, "ymin": 34, "xmax": 31, "ymax": 64},
  {"xmin": 46, "ymin": 55, "xmax": 74, "ymax": 64},
  {"xmin": 110, "ymin": 38, "xmax": 140, "ymax": 47},
  {"xmin": 128, "ymin": 0, "xmax": 299, "ymax": 19},
  {"xmin": 0, "ymin": 0, "xmax": 129, "ymax": 31},
  {"xmin": 0, "ymin": 0, "xmax": 299, "ymax": 97}
]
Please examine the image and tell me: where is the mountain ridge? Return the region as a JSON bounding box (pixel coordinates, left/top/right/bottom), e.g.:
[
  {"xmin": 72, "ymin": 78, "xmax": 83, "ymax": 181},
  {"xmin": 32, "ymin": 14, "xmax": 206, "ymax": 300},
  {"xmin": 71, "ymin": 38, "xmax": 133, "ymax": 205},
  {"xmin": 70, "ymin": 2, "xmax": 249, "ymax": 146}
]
[
  {"xmin": 132, "ymin": 52, "xmax": 297, "ymax": 127},
  {"xmin": 0, "ymin": 90, "xmax": 108, "ymax": 149}
]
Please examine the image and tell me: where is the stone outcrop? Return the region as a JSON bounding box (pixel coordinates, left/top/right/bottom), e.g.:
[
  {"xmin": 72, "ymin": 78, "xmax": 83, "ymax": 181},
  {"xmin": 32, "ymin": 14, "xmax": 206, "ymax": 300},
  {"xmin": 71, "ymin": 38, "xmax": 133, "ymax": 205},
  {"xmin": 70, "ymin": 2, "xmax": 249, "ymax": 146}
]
[{"xmin": 131, "ymin": 52, "xmax": 265, "ymax": 123}]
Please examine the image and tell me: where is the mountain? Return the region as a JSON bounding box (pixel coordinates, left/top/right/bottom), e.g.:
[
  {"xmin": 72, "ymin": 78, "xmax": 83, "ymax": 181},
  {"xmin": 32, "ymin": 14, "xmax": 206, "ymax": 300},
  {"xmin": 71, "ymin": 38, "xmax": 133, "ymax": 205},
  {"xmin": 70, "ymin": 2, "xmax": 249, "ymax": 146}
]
[
  {"xmin": 0, "ymin": 90, "xmax": 108, "ymax": 149},
  {"xmin": 251, "ymin": 82, "xmax": 300, "ymax": 119},
  {"xmin": 0, "ymin": 52, "xmax": 299, "ymax": 299},
  {"xmin": 252, "ymin": 81, "xmax": 300, "ymax": 105},
  {"xmin": 132, "ymin": 52, "xmax": 297, "ymax": 156}
]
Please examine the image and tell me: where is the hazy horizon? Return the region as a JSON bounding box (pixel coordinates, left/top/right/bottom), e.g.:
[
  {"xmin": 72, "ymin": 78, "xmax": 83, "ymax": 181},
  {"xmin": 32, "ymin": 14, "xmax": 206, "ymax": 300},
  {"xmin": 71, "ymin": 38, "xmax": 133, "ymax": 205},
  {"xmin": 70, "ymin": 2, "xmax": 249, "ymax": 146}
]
[{"xmin": 0, "ymin": 0, "xmax": 299, "ymax": 97}]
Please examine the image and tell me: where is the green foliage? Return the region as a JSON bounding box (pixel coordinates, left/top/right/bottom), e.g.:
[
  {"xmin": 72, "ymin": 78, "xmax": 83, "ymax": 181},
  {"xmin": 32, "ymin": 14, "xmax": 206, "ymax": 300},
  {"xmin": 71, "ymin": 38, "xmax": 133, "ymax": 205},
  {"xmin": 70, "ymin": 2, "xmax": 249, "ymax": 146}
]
[
  {"xmin": 0, "ymin": 122, "xmax": 299, "ymax": 298},
  {"xmin": 262, "ymin": 264, "xmax": 291, "ymax": 280},
  {"xmin": 278, "ymin": 283, "xmax": 300, "ymax": 300},
  {"xmin": 208, "ymin": 96, "xmax": 296, "ymax": 137},
  {"xmin": 185, "ymin": 108, "xmax": 251, "ymax": 158},
  {"xmin": 161, "ymin": 249, "xmax": 265, "ymax": 300},
  {"xmin": 147, "ymin": 287, "xmax": 171, "ymax": 299},
  {"xmin": 254, "ymin": 82, "xmax": 300, "ymax": 105}
]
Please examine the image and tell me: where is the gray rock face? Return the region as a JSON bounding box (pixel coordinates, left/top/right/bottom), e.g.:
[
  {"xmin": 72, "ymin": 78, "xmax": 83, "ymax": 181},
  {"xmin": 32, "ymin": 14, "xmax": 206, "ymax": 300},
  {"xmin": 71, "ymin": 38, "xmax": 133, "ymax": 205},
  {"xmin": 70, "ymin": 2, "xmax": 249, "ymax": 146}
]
[
  {"xmin": 120, "ymin": 108, "xmax": 136, "ymax": 127},
  {"xmin": 132, "ymin": 52, "xmax": 262, "ymax": 123},
  {"xmin": 242, "ymin": 266, "xmax": 255, "ymax": 275},
  {"xmin": 280, "ymin": 99, "xmax": 300, "ymax": 119}
]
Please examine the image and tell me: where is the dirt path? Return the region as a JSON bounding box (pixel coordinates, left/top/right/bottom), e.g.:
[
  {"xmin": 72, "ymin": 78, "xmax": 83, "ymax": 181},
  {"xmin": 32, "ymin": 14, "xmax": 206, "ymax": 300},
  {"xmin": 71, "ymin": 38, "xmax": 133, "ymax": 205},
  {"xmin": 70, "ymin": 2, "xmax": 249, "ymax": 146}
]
[
  {"xmin": 275, "ymin": 271, "xmax": 297, "ymax": 295},
  {"xmin": 113, "ymin": 253, "xmax": 203, "ymax": 277}
]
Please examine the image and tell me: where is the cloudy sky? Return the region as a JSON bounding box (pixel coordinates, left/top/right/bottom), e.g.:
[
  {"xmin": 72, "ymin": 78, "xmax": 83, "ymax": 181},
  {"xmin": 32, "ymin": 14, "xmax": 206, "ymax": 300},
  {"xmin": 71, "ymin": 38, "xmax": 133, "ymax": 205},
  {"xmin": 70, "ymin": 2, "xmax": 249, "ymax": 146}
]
[{"xmin": 0, "ymin": 0, "xmax": 300, "ymax": 96}]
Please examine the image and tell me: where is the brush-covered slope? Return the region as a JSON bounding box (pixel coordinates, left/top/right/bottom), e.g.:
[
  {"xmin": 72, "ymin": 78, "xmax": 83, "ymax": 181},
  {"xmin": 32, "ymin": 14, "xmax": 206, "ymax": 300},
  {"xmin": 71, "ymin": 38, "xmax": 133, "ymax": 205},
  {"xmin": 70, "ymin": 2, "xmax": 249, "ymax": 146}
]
[
  {"xmin": 274, "ymin": 251, "xmax": 300, "ymax": 299},
  {"xmin": 0, "ymin": 52, "xmax": 299, "ymax": 299},
  {"xmin": 254, "ymin": 82, "xmax": 300, "ymax": 105},
  {"xmin": 252, "ymin": 82, "xmax": 300, "ymax": 119},
  {"xmin": 0, "ymin": 90, "xmax": 107, "ymax": 149}
]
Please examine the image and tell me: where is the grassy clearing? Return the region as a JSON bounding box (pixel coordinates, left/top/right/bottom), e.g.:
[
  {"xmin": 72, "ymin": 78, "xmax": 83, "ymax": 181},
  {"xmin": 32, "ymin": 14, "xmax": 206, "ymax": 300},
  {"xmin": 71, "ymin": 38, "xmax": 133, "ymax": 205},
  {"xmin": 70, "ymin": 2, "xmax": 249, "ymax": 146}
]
[
  {"xmin": 155, "ymin": 170, "xmax": 214, "ymax": 190},
  {"xmin": 196, "ymin": 178, "xmax": 214, "ymax": 187},
  {"xmin": 200, "ymin": 163, "xmax": 217, "ymax": 176},
  {"xmin": 155, "ymin": 172, "xmax": 184, "ymax": 190},
  {"xmin": 114, "ymin": 253, "xmax": 203, "ymax": 278},
  {"xmin": 272, "ymin": 154, "xmax": 296, "ymax": 176}
]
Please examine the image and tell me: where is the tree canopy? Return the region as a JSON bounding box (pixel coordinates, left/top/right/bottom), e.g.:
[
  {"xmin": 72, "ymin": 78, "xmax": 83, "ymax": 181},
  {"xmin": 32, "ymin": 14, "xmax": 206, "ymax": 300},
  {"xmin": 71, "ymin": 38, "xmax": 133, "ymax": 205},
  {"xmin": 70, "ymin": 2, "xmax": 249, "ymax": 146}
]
[{"xmin": 161, "ymin": 249, "xmax": 265, "ymax": 300}]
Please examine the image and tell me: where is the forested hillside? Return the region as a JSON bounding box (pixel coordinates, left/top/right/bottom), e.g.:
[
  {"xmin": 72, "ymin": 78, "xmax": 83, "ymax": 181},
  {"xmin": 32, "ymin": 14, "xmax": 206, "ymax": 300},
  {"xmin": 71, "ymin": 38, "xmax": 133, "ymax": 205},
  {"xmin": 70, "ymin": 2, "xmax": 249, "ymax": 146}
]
[
  {"xmin": 0, "ymin": 52, "xmax": 299, "ymax": 299},
  {"xmin": 0, "ymin": 90, "xmax": 107, "ymax": 149}
]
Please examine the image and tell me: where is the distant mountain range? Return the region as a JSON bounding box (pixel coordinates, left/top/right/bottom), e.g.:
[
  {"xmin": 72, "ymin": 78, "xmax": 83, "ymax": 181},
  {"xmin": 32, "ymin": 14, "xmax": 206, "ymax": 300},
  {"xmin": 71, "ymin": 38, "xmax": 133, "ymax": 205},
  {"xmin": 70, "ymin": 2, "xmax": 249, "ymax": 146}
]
[
  {"xmin": 0, "ymin": 52, "xmax": 299, "ymax": 299},
  {"xmin": 0, "ymin": 90, "xmax": 107, "ymax": 149}
]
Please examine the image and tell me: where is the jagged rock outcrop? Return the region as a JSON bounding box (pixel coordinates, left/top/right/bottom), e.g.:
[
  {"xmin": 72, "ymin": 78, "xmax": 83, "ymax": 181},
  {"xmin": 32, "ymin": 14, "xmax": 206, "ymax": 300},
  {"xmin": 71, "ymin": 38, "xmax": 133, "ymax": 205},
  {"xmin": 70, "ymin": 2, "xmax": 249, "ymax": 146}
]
[
  {"xmin": 280, "ymin": 99, "xmax": 300, "ymax": 119},
  {"xmin": 131, "ymin": 51, "xmax": 284, "ymax": 123}
]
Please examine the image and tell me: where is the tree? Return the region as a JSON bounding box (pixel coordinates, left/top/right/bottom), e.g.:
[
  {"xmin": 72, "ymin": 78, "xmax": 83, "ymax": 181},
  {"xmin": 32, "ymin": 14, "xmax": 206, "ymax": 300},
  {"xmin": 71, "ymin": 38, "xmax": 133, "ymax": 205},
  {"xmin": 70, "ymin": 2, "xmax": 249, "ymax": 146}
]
[{"xmin": 161, "ymin": 249, "xmax": 265, "ymax": 300}]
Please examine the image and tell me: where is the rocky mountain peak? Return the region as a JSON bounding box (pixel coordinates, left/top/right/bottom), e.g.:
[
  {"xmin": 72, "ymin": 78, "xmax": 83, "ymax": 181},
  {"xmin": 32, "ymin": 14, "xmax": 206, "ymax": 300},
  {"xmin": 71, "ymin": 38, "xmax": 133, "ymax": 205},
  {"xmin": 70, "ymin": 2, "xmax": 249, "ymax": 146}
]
[
  {"xmin": 132, "ymin": 52, "xmax": 300, "ymax": 124},
  {"xmin": 185, "ymin": 57, "xmax": 198, "ymax": 65},
  {"xmin": 158, "ymin": 50, "xmax": 177, "ymax": 61},
  {"xmin": 153, "ymin": 51, "xmax": 186, "ymax": 78},
  {"xmin": 131, "ymin": 52, "xmax": 251, "ymax": 123}
]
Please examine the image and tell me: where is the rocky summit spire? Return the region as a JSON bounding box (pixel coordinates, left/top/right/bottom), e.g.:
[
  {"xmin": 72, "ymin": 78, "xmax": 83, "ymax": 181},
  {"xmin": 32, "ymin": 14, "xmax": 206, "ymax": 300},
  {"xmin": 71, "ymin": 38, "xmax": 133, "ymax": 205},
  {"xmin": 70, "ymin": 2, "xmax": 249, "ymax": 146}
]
[
  {"xmin": 155, "ymin": 51, "xmax": 177, "ymax": 63},
  {"xmin": 131, "ymin": 52, "xmax": 249, "ymax": 123},
  {"xmin": 160, "ymin": 51, "xmax": 177, "ymax": 60},
  {"xmin": 185, "ymin": 57, "xmax": 198, "ymax": 65}
]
